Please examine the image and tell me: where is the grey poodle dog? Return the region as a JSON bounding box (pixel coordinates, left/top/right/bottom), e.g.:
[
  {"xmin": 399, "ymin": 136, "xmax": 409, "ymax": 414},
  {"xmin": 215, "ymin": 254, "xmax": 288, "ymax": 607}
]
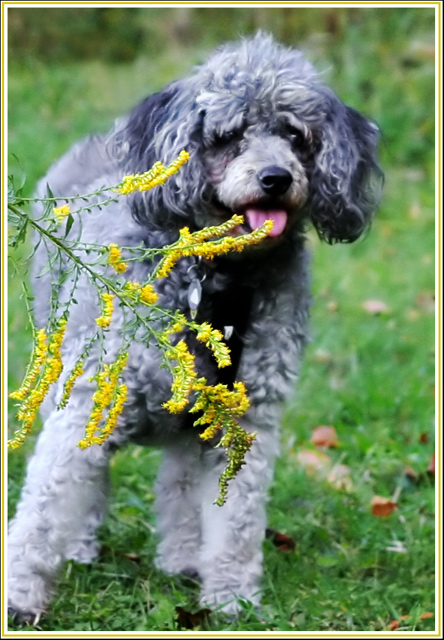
[{"xmin": 8, "ymin": 33, "xmax": 382, "ymax": 620}]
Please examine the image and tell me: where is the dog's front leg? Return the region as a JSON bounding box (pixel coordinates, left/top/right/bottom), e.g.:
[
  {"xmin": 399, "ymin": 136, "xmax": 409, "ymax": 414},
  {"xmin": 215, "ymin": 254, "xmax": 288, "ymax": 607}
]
[
  {"xmin": 198, "ymin": 259, "xmax": 309, "ymax": 613},
  {"xmin": 154, "ymin": 439, "xmax": 203, "ymax": 578},
  {"xmin": 198, "ymin": 424, "xmax": 279, "ymax": 613},
  {"xmin": 8, "ymin": 398, "xmax": 110, "ymax": 621}
]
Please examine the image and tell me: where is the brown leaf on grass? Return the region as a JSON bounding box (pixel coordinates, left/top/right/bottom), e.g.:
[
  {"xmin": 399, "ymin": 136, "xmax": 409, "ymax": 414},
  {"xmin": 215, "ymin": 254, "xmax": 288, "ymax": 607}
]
[
  {"xmin": 296, "ymin": 449, "xmax": 331, "ymax": 476},
  {"xmin": 175, "ymin": 606, "xmax": 211, "ymax": 630},
  {"xmin": 388, "ymin": 620, "xmax": 401, "ymax": 630},
  {"xmin": 371, "ymin": 495, "xmax": 398, "ymax": 517},
  {"xmin": 266, "ymin": 528, "xmax": 296, "ymax": 552},
  {"xmin": 419, "ymin": 611, "xmax": 434, "ymax": 620},
  {"xmin": 311, "ymin": 425, "xmax": 339, "ymax": 448},
  {"xmin": 419, "ymin": 432, "xmax": 429, "ymax": 444},
  {"xmin": 362, "ymin": 299, "xmax": 390, "ymax": 315}
]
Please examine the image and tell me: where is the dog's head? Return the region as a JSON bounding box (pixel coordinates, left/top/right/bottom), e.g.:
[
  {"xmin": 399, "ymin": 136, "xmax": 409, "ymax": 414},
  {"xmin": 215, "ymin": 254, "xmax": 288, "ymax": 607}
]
[{"xmin": 116, "ymin": 33, "xmax": 383, "ymax": 245}]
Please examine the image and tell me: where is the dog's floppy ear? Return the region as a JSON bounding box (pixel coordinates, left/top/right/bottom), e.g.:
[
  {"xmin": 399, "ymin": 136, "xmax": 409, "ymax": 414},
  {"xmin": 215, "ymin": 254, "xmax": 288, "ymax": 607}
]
[
  {"xmin": 110, "ymin": 79, "xmax": 207, "ymax": 226},
  {"xmin": 114, "ymin": 82, "xmax": 202, "ymax": 173},
  {"xmin": 309, "ymin": 97, "xmax": 383, "ymax": 243}
]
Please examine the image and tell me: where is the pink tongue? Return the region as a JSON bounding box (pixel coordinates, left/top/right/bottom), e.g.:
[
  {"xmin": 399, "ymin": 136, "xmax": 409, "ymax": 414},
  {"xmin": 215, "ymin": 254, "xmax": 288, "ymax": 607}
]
[{"xmin": 245, "ymin": 209, "xmax": 288, "ymax": 237}]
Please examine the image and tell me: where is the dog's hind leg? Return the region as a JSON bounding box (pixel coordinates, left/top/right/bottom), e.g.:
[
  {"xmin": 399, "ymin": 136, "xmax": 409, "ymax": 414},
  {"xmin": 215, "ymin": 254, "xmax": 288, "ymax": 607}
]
[
  {"xmin": 154, "ymin": 440, "xmax": 203, "ymax": 579},
  {"xmin": 8, "ymin": 399, "xmax": 110, "ymax": 620}
]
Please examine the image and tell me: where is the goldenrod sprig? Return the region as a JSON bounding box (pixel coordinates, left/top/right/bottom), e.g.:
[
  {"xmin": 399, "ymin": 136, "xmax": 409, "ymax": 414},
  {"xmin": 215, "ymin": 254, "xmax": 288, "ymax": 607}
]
[
  {"xmin": 78, "ymin": 351, "xmax": 129, "ymax": 449},
  {"xmin": 155, "ymin": 216, "xmax": 274, "ymax": 279},
  {"xmin": 195, "ymin": 322, "xmax": 231, "ymax": 368},
  {"xmin": 8, "ymin": 151, "xmax": 272, "ymax": 504},
  {"xmin": 189, "ymin": 380, "xmax": 254, "ymax": 505},
  {"xmin": 11, "ymin": 151, "xmax": 190, "ymax": 224},
  {"xmin": 123, "ymin": 281, "xmax": 159, "ymax": 305},
  {"xmin": 58, "ymin": 361, "xmax": 85, "ymax": 409},
  {"xmin": 107, "ymin": 243, "xmax": 128, "ymax": 274},
  {"xmin": 53, "ymin": 203, "xmax": 71, "ymax": 222},
  {"xmin": 8, "ymin": 317, "xmax": 68, "ymax": 449},
  {"xmin": 9, "ymin": 328, "xmax": 48, "ymax": 401},
  {"xmin": 96, "ymin": 292, "xmax": 115, "ymax": 328},
  {"xmin": 116, "ymin": 150, "xmax": 190, "ymax": 195},
  {"xmin": 162, "ymin": 340, "xmax": 198, "ymax": 414},
  {"xmin": 217, "ymin": 425, "xmax": 256, "ymax": 506}
]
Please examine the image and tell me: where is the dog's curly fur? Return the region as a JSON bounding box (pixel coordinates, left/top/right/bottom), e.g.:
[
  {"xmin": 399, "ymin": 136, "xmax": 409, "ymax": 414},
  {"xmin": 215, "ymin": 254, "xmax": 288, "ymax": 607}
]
[{"xmin": 8, "ymin": 33, "xmax": 382, "ymax": 619}]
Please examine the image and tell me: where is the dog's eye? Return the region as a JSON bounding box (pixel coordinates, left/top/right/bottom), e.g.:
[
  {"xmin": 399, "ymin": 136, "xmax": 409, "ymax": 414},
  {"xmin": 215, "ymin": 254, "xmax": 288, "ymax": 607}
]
[
  {"xmin": 286, "ymin": 126, "xmax": 305, "ymax": 148},
  {"xmin": 212, "ymin": 129, "xmax": 240, "ymax": 146}
]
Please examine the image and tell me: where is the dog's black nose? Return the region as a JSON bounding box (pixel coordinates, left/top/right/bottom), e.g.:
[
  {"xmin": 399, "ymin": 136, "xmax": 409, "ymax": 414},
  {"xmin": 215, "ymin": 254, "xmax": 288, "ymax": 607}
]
[{"xmin": 257, "ymin": 166, "xmax": 293, "ymax": 196}]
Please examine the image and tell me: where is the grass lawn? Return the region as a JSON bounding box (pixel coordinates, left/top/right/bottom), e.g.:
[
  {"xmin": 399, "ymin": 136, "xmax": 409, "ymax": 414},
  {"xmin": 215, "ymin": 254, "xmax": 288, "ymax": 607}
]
[{"xmin": 6, "ymin": 7, "xmax": 436, "ymax": 634}]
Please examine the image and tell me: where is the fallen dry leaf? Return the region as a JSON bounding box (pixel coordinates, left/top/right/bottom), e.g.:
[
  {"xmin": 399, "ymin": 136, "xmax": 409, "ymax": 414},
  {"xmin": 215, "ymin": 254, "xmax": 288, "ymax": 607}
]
[
  {"xmin": 362, "ymin": 299, "xmax": 389, "ymax": 315},
  {"xmin": 388, "ymin": 620, "xmax": 401, "ymax": 630},
  {"xmin": 296, "ymin": 449, "xmax": 331, "ymax": 476},
  {"xmin": 311, "ymin": 425, "xmax": 339, "ymax": 448},
  {"xmin": 419, "ymin": 611, "xmax": 434, "ymax": 620},
  {"xmin": 371, "ymin": 495, "xmax": 398, "ymax": 517},
  {"xmin": 266, "ymin": 528, "xmax": 296, "ymax": 552}
]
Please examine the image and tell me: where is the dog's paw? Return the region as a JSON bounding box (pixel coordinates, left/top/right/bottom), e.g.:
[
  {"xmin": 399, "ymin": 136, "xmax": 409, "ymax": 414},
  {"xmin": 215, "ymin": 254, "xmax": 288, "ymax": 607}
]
[
  {"xmin": 7, "ymin": 568, "xmax": 53, "ymax": 626},
  {"xmin": 199, "ymin": 590, "xmax": 260, "ymax": 617},
  {"xmin": 155, "ymin": 553, "xmax": 200, "ymax": 579},
  {"xmin": 64, "ymin": 539, "xmax": 101, "ymax": 564},
  {"xmin": 8, "ymin": 606, "xmax": 43, "ymax": 627}
]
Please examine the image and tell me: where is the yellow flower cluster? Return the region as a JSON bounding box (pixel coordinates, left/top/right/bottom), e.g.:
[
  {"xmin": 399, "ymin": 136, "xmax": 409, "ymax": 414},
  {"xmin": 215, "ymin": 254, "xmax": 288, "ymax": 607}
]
[
  {"xmin": 107, "ymin": 243, "xmax": 128, "ymax": 274},
  {"xmin": 158, "ymin": 314, "xmax": 255, "ymax": 503},
  {"xmin": 139, "ymin": 284, "xmax": 159, "ymax": 304},
  {"xmin": 190, "ymin": 380, "xmax": 254, "ymax": 505},
  {"xmin": 78, "ymin": 352, "xmax": 129, "ymax": 449},
  {"xmin": 191, "ymin": 381, "xmax": 250, "ymax": 440},
  {"xmin": 159, "ymin": 313, "xmax": 252, "ymax": 503},
  {"xmin": 195, "ymin": 322, "xmax": 231, "ymax": 368},
  {"xmin": 123, "ymin": 281, "xmax": 159, "ymax": 305},
  {"xmin": 58, "ymin": 361, "xmax": 85, "ymax": 409},
  {"xmin": 156, "ymin": 215, "xmax": 274, "ymax": 279},
  {"xmin": 9, "ymin": 328, "xmax": 48, "ymax": 401},
  {"xmin": 117, "ymin": 150, "xmax": 190, "ymax": 195},
  {"xmin": 162, "ymin": 340, "xmax": 198, "ymax": 414},
  {"xmin": 96, "ymin": 292, "xmax": 114, "ymax": 328},
  {"xmin": 9, "ymin": 318, "xmax": 68, "ymax": 449},
  {"xmin": 53, "ymin": 204, "xmax": 71, "ymax": 222}
]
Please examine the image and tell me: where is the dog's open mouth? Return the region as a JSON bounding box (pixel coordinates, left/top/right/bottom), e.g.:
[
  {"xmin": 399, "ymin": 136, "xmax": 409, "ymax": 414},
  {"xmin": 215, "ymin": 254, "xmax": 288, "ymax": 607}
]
[
  {"xmin": 243, "ymin": 207, "xmax": 288, "ymax": 237},
  {"xmin": 212, "ymin": 197, "xmax": 290, "ymax": 239}
]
